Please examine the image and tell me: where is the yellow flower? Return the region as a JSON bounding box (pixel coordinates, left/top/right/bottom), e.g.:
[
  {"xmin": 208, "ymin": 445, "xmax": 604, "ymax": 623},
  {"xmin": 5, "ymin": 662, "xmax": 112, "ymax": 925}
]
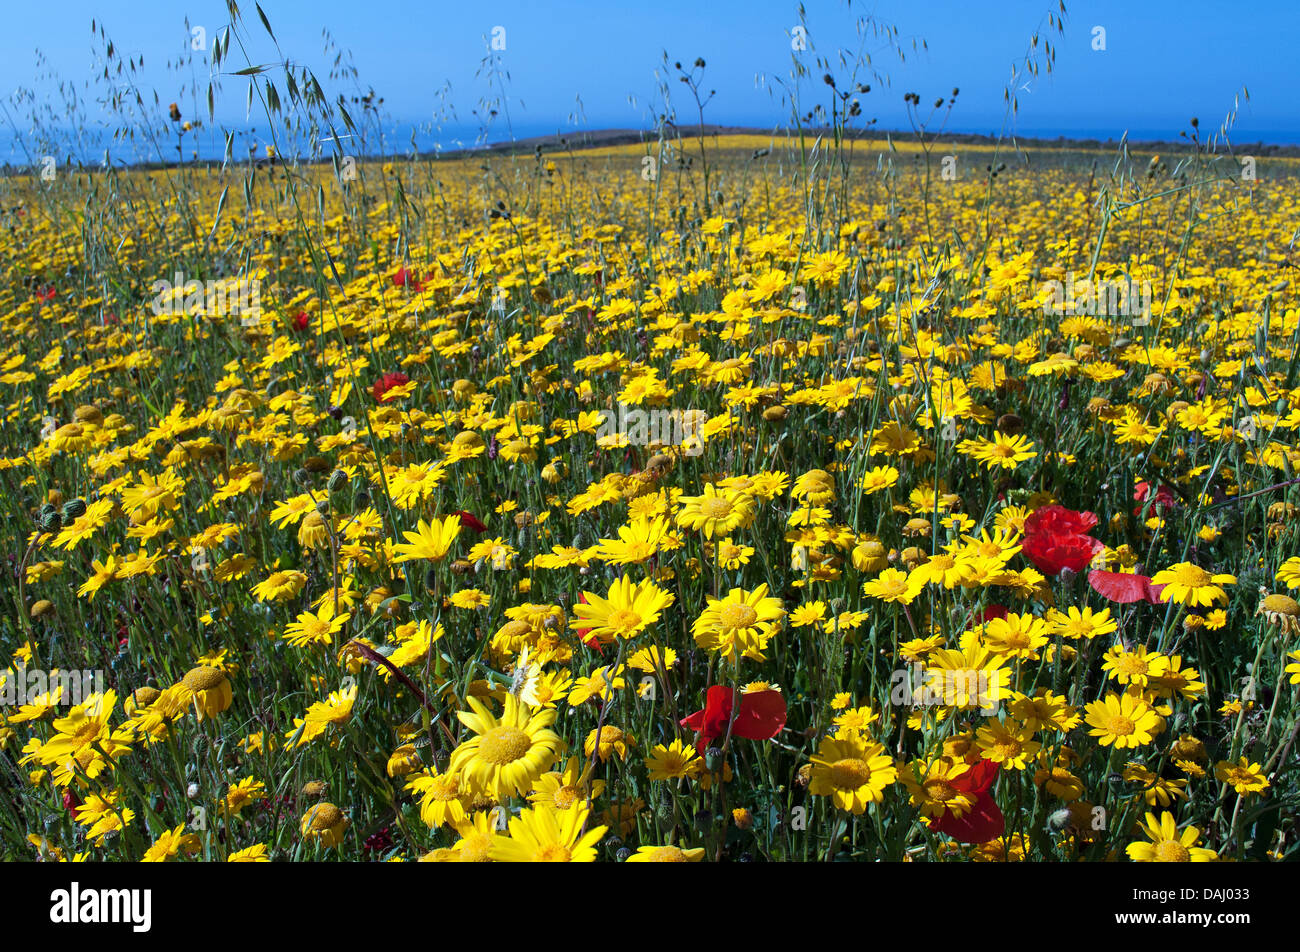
[
  {"xmin": 626, "ymin": 844, "xmax": 706, "ymax": 862},
  {"xmin": 808, "ymin": 734, "xmax": 897, "ymax": 814},
  {"xmin": 1150, "ymin": 562, "xmax": 1235, "ymax": 606},
  {"xmin": 181, "ymin": 666, "xmax": 232, "ymax": 720},
  {"xmin": 1125, "ymin": 812, "xmax": 1217, "ymax": 862},
  {"xmin": 489, "ymin": 803, "xmax": 607, "ymax": 862},
  {"xmin": 251, "ymin": 570, "xmax": 307, "ymax": 602},
  {"xmin": 675, "ymin": 484, "xmax": 756, "ymax": 538},
  {"xmin": 1214, "ymin": 757, "xmax": 1270, "ymax": 795},
  {"xmin": 1084, "ymin": 691, "xmax": 1162, "ymax": 749},
  {"xmin": 450, "ymin": 695, "xmax": 562, "ymax": 800},
  {"xmin": 392, "ymin": 514, "xmax": 462, "ymax": 563},
  {"xmin": 285, "ymin": 685, "xmax": 357, "ymax": 748},
  {"xmin": 142, "ymin": 825, "xmax": 201, "ymax": 862},
  {"xmin": 406, "ymin": 769, "xmax": 469, "ymax": 829},
  {"xmin": 570, "ymin": 574, "xmax": 674, "ymax": 644},
  {"xmin": 645, "ymin": 738, "xmax": 701, "ymax": 781},
  {"xmin": 692, "ymin": 583, "xmax": 785, "ymax": 663},
  {"xmin": 228, "ymin": 844, "xmax": 271, "ymax": 862},
  {"xmin": 862, "ymin": 567, "xmax": 924, "ymax": 604},
  {"xmin": 584, "ymin": 725, "xmax": 632, "ymax": 762},
  {"xmin": 300, "ymin": 803, "xmax": 349, "ymax": 848}
]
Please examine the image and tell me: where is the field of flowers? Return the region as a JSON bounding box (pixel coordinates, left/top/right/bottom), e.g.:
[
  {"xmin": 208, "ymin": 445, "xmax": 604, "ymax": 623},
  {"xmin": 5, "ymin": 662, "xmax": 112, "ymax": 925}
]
[{"xmin": 3, "ymin": 43, "xmax": 1300, "ymax": 863}]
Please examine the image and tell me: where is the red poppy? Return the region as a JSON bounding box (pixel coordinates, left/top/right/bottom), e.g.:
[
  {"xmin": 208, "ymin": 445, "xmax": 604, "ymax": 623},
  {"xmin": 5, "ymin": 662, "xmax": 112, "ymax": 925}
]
[
  {"xmin": 929, "ymin": 758, "xmax": 1004, "ymax": 843},
  {"xmin": 455, "ymin": 510, "xmax": 487, "ymax": 533},
  {"xmin": 1024, "ymin": 503, "xmax": 1098, "ymax": 539},
  {"xmin": 1021, "ymin": 504, "xmax": 1104, "ymax": 576},
  {"xmin": 34, "ymin": 285, "xmax": 55, "ymax": 303},
  {"xmin": 1087, "ymin": 569, "xmax": 1166, "ymax": 604},
  {"xmin": 1133, "ymin": 481, "xmax": 1177, "ymax": 515},
  {"xmin": 680, "ymin": 685, "xmax": 788, "ymax": 747},
  {"xmin": 291, "ymin": 310, "xmax": 310, "ymax": 332},
  {"xmin": 370, "ymin": 371, "xmax": 410, "ymax": 403},
  {"xmin": 391, "ymin": 267, "xmax": 424, "ymax": 292},
  {"xmin": 63, "ymin": 788, "xmax": 81, "ymax": 813}
]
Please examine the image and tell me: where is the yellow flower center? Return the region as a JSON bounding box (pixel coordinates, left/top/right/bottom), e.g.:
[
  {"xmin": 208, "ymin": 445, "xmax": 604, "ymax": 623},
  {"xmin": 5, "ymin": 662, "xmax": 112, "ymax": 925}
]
[
  {"xmin": 1173, "ymin": 565, "xmax": 1212, "ymax": 587},
  {"xmin": 608, "ymin": 608, "xmax": 642, "ymax": 631},
  {"xmin": 427, "ymin": 775, "xmax": 460, "ymax": 801},
  {"xmin": 718, "ymin": 603, "xmax": 758, "ymax": 629},
  {"xmin": 700, "ymin": 496, "xmax": 733, "ymax": 519},
  {"xmin": 1262, "ymin": 594, "xmax": 1299, "ymax": 616},
  {"xmin": 457, "ymin": 833, "xmax": 493, "ymax": 862},
  {"xmin": 1107, "ymin": 715, "xmax": 1136, "ymax": 736},
  {"xmin": 553, "ymin": 785, "xmax": 580, "ymax": 809},
  {"xmin": 70, "ymin": 719, "xmax": 102, "ymax": 744},
  {"xmin": 1113, "ymin": 655, "xmax": 1147, "ymax": 677},
  {"xmin": 1154, "ymin": 840, "xmax": 1190, "ymax": 862},
  {"xmin": 645, "ymin": 845, "xmax": 688, "ymax": 862},
  {"xmin": 182, "ymin": 665, "xmax": 227, "ymax": 691},
  {"xmin": 479, "ymin": 726, "xmax": 532, "ymax": 765},
  {"xmin": 923, "ymin": 778, "xmax": 958, "ymax": 802},
  {"xmin": 307, "ymin": 804, "xmax": 343, "ymax": 830},
  {"xmin": 829, "ymin": 758, "xmax": 873, "ymax": 790},
  {"xmin": 535, "ymin": 843, "xmax": 572, "ymax": 862},
  {"xmin": 1001, "ymin": 630, "xmax": 1030, "ymax": 649}
]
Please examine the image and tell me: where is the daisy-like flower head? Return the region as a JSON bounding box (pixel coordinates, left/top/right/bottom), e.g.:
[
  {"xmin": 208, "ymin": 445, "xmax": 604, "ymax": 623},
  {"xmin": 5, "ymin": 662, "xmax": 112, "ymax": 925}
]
[
  {"xmin": 300, "ymin": 802, "xmax": 350, "ymax": 848},
  {"xmin": 692, "ymin": 583, "xmax": 785, "ymax": 663},
  {"xmin": 808, "ymin": 734, "xmax": 897, "ymax": 814},
  {"xmin": 1084, "ymin": 691, "xmax": 1162, "ymax": 749},
  {"xmin": 1150, "ymin": 562, "xmax": 1235, "ymax": 607},
  {"xmin": 901, "ymin": 757, "xmax": 976, "ymax": 820},
  {"xmin": 675, "ymin": 484, "xmax": 756, "ymax": 539},
  {"xmin": 252, "ymin": 569, "xmax": 307, "ymax": 603},
  {"xmin": 626, "ymin": 844, "xmax": 707, "ymax": 862},
  {"xmin": 1125, "ymin": 811, "xmax": 1217, "ymax": 862},
  {"xmin": 862, "ymin": 567, "xmax": 925, "ymax": 604},
  {"xmin": 569, "ymin": 574, "xmax": 674, "ymax": 644},
  {"xmin": 392, "ymin": 514, "xmax": 462, "ymax": 564},
  {"xmin": 489, "ymin": 803, "xmax": 608, "ymax": 862},
  {"xmin": 450, "ymin": 694, "xmax": 562, "ymax": 800},
  {"xmin": 792, "ymin": 468, "xmax": 835, "ymax": 505}
]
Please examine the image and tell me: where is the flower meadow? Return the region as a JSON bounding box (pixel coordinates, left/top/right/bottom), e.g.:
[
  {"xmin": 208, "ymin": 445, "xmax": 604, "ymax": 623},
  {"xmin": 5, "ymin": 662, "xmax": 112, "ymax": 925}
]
[{"xmin": 3, "ymin": 7, "xmax": 1300, "ymax": 867}]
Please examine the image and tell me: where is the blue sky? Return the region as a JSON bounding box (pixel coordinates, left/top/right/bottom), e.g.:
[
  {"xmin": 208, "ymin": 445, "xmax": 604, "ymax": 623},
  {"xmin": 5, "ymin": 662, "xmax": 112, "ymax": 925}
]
[{"xmin": 1, "ymin": 0, "xmax": 1295, "ymax": 149}]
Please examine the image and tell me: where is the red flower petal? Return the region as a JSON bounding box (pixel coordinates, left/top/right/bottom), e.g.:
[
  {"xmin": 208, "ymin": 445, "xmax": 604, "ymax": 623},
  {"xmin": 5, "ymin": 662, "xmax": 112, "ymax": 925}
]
[
  {"xmin": 1022, "ymin": 532, "xmax": 1103, "ymax": 575},
  {"xmin": 1089, "ymin": 569, "xmax": 1147, "ymax": 603},
  {"xmin": 929, "ymin": 758, "xmax": 1004, "ymax": 843},
  {"xmin": 371, "ymin": 371, "xmax": 411, "ymax": 403},
  {"xmin": 930, "ymin": 792, "xmax": 1005, "ymax": 844},
  {"xmin": 1087, "ymin": 570, "xmax": 1166, "ymax": 604},
  {"xmin": 680, "ymin": 686, "xmax": 787, "ymax": 746},
  {"xmin": 732, "ymin": 689, "xmax": 788, "ymax": 741},
  {"xmin": 955, "ymin": 757, "xmax": 1000, "ymax": 795},
  {"xmin": 391, "ymin": 267, "xmax": 423, "ymax": 291},
  {"xmin": 1023, "ymin": 504, "xmax": 1098, "ymax": 539},
  {"xmin": 455, "ymin": 511, "xmax": 487, "ymax": 533}
]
